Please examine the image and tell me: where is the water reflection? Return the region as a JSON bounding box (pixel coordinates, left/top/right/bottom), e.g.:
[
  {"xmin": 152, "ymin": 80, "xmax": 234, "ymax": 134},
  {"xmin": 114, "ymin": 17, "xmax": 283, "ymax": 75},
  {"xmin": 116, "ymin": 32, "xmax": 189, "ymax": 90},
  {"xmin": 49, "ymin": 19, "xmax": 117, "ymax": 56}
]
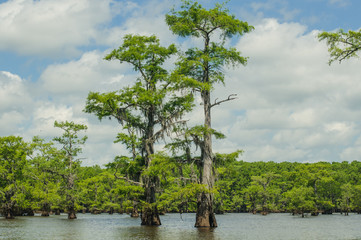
[
  {"xmin": 197, "ymin": 227, "xmax": 216, "ymax": 240},
  {"xmin": 116, "ymin": 226, "xmax": 160, "ymax": 240}
]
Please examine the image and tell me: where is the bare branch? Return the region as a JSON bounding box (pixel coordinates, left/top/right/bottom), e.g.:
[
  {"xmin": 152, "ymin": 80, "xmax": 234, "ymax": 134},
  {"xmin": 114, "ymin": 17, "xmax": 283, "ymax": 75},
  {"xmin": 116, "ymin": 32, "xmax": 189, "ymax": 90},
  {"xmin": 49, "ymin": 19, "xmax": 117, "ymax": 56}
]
[{"xmin": 210, "ymin": 94, "xmax": 237, "ymax": 108}]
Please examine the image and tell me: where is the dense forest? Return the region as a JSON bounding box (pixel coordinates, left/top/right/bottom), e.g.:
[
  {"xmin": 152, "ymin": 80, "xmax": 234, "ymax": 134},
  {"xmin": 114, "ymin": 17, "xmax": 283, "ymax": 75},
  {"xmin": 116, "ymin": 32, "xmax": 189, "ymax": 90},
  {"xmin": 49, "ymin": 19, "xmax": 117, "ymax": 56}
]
[{"xmin": 1, "ymin": 133, "xmax": 361, "ymax": 219}]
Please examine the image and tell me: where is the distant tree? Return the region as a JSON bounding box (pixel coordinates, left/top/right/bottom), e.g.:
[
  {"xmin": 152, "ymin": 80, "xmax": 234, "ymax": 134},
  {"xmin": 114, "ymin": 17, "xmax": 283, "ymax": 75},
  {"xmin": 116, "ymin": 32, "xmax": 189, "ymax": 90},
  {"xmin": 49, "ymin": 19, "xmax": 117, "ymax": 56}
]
[
  {"xmin": 352, "ymin": 185, "xmax": 361, "ymax": 213},
  {"xmin": 53, "ymin": 121, "xmax": 87, "ymax": 219},
  {"xmin": 0, "ymin": 136, "xmax": 29, "ymax": 219},
  {"xmin": 166, "ymin": 0, "xmax": 253, "ymax": 227},
  {"xmin": 283, "ymin": 186, "xmax": 316, "ymax": 218},
  {"xmin": 318, "ymin": 29, "xmax": 361, "ymax": 64},
  {"xmin": 339, "ymin": 183, "xmax": 353, "ymax": 216},
  {"xmin": 27, "ymin": 137, "xmax": 63, "ymax": 216},
  {"xmin": 85, "ymin": 35, "xmax": 193, "ymax": 226}
]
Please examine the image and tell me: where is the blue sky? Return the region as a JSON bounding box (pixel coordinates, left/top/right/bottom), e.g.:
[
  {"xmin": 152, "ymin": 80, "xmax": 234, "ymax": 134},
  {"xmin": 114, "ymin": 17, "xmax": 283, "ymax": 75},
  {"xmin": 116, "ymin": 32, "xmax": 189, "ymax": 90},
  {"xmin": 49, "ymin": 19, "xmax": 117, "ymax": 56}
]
[{"xmin": 1, "ymin": 0, "xmax": 361, "ymax": 166}]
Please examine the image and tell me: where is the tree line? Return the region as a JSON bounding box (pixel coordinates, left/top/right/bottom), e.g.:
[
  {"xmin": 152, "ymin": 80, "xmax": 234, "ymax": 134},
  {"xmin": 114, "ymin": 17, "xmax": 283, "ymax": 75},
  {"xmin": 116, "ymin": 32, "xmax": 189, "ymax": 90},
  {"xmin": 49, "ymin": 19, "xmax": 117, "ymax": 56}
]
[{"xmin": 2, "ymin": 135, "xmax": 361, "ymax": 220}]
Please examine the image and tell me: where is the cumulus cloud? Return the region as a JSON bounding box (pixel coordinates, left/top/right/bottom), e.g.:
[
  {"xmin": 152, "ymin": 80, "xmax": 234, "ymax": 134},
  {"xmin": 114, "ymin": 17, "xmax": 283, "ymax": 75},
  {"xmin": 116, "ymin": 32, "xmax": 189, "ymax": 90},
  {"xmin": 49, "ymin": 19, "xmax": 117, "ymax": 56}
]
[
  {"xmin": 0, "ymin": 0, "xmax": 113, "ymax": 57},
  {"xmin": 39, "ymin": 50, "xmax": 133, "ymax": 95},
  {"xmin": 0, "ymin": 71, "xmax": 32, "ymax": 135}
]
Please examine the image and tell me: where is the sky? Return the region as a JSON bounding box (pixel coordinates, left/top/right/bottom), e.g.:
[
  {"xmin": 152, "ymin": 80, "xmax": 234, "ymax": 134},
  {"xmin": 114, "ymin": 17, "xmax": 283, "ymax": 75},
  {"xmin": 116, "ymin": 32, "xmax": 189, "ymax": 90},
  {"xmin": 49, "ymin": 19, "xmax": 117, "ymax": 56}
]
[{"xmin": 1, "ymin": 0, "xmax": 361, "ymax": 166}]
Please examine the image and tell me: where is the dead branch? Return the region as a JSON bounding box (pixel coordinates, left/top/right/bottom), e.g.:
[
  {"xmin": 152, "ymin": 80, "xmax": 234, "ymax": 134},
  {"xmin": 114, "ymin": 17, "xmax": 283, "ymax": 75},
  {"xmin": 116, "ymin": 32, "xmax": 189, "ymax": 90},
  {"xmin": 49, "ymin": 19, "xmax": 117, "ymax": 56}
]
[{"xmin": 210, "ymin": 94, "xmax": 237, "ymax": 108}]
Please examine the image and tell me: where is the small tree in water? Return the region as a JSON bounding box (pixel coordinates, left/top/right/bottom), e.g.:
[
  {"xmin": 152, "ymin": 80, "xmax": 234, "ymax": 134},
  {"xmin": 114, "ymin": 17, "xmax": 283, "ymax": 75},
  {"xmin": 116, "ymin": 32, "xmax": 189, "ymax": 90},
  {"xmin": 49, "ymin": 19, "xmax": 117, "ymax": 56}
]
[
  {"xmin": 85, "ymin": 35, "xmax": 194, "ymax": 225},
  {"xmin": 53, "ymin": 120, "xmax": 87, "ymax": 219},
  {"xmin": 166, "ymin": 0, "xmax": 254, "ymax": 227}
]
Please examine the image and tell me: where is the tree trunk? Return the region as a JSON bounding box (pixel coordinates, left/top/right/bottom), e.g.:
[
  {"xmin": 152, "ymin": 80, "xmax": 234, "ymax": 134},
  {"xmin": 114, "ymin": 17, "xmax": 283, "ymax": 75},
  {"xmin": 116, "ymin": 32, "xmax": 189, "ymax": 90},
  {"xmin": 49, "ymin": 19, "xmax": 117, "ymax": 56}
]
[
  {"xmin": 109, "ymin": 207, "xmax": 114, "ymax": 215},
  {"xmin": 141, "ymin": 205, "xmax": 161, "ymax": 226},
  {"xmin": 55, "ymin": 209, "xmax": 61, "ymax": 215},
  {"xmin": 195, "ymin": 89, "xmax": 217, "ymax": 228},
  {"xmin": 131, "ymin": 201, "xmax": 139, "ymax": 217},
  {"xmin": 140, "ymin": 107, "xmax": 161, "ymax": 226},
  {"xmin": 68, "ymin": 208, "xmax": 77, "ymax": 219},
  {"xmin": 141, "ymin": 176, "xmax": 161, "ymax": 226},
  {"xmin": 41, "ymin": 210, "xmax": 50, "ymax": 217},
  {"xmin": 5, "ymin": 209, "xmax": 14, "ymax": 219},
  {"xmin": 195, "ymin": 192, "xmax": 217, "ymax": 227}
]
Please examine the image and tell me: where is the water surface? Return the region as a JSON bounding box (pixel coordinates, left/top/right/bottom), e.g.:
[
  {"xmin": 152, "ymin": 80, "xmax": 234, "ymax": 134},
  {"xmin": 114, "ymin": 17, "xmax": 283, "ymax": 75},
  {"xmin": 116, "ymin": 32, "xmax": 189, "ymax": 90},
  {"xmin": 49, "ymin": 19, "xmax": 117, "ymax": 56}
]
[{"xmin": 1, "ymin": 213, "xmax": 361, "ymax": 240}]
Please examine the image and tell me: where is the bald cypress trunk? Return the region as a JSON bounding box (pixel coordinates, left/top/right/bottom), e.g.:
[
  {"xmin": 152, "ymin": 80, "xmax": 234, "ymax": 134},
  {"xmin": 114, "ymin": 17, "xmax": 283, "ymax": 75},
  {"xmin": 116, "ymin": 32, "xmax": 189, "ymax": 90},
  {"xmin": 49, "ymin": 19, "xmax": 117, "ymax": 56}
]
[
  {"xmin": 141, "ymin": 107, "xmax": 161, "ymax": 226},
  {"xmin": 194, "ymin": 33, "xmax": 217, "ymax": 227},
  {"xmin": 195, "ymin": 88, "xmax": 217, "ymax": 228}
]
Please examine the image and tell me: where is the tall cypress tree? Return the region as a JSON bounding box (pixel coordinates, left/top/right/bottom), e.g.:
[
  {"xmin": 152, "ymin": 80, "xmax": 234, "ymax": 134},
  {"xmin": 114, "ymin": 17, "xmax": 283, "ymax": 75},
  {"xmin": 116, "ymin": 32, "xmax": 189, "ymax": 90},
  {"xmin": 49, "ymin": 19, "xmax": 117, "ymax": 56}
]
[{"xmin": 166, "ymin": 0, "xmax": 253, "ymax": 227}]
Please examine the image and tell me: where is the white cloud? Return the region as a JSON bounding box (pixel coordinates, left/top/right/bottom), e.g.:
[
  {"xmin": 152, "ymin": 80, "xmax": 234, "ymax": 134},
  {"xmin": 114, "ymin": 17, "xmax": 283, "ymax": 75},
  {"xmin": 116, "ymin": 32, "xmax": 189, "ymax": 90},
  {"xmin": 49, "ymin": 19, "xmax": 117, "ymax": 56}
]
[
  {"xmin": 39, "ymin": 50, "xmax": 130, "ymax": 95},
  {"xmin": 0, "ymin": 0, "xmax": 113, "ymax": 57},
  {"xmin": 0, "ymin": 71, "xmax": 30, "ymax": 111},
  {"xmin": 0, "ymin": 71, "xmax": 32, "ymax": 136}
]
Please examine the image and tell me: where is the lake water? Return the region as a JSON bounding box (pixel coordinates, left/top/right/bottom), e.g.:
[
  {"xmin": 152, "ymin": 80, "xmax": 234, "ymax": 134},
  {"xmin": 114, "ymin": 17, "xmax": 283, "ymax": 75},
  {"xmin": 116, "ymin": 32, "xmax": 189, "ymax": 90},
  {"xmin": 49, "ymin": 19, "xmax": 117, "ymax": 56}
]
[{"xmin": 1, "ymin": 213, "xmax": 361, "ymax": 240}]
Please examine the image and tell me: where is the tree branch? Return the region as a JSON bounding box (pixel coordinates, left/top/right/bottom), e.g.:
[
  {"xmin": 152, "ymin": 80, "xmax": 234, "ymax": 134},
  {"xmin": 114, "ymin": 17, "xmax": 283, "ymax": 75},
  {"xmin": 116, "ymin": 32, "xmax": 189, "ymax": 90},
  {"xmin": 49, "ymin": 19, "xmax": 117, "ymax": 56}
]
[{"xmin": 210, "ymin": 94, "xmax": 237, "ymax": 108}]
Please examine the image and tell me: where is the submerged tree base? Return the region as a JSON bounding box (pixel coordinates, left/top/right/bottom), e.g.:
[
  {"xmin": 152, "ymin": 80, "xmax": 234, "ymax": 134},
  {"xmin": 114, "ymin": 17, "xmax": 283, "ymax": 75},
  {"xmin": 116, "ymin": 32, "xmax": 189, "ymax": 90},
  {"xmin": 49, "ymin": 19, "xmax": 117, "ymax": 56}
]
[
  {"xmin": 5, "ymin": 212, "xmax": 15, "ymax": 219},
  {"xmin": 68, "ymin": 211, "xmax": 77, "ymax": 219},
  {"xmin": 131, "ymin": 207, "xmax": 139, "ymax": 218},
  {"xmin": 41, "ymin": 211, "xmax": 50, "ymax": 217},
  {"xmin": 195, "ymin": 193, "xmax": 217, "ymax": 228},
  {"xmin": 141, "ymin": 206, "xmax": 161, "ymax": 226}
]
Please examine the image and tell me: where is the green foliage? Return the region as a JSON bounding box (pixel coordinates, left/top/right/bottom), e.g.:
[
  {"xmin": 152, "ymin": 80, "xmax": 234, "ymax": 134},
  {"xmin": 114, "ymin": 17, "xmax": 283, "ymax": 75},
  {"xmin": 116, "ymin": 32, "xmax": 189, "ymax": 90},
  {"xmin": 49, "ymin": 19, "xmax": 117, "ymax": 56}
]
[
  {"xmin": 166, "ymin": 1, "xmax": 253, "ymax": 39},
  {"xmin": 283, "ymin": 186, "xmax": 316, "ymax": 216},
  {"xmin": 166, "ymin": 0, "xmax": 254, "ymax": 87},
  {"xmin": 0, "ymin": 136, "xmax": 29, "ymax": 218},
  {"xmin": 27, "ymin": 137, "xmax": 63, "ymax": 214},
  {"xmin": 53, "ymin": 120, "xmax": 88, "ymax": 160},
  {"xmin": 318, "ymin": 29, "xmax": 361, "ymax": 64}
]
